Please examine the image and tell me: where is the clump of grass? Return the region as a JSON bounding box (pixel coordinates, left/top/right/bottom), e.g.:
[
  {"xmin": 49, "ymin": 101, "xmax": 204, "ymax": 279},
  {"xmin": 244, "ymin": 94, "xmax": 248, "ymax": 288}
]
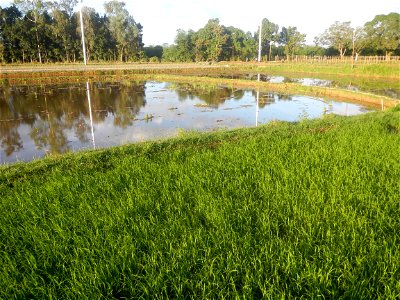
[{"xmin": 1, "ymin": 109, "xmax": 400, "ymax": 298}]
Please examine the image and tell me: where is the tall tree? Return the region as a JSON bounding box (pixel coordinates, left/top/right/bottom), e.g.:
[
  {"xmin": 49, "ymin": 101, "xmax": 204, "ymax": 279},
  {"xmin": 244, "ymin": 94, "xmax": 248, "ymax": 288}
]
[
  {"xmin": 258, "ymin": 18, "xmax": 279, "ymax": 61},
  {"xmin": 49, "ymin": 0, "xmax": 78, "ymax": 62},
  {"xmin": 352, "ymin": 26, "xmax": 368, "ymax": 60},
  {"xmin": 195, "ymin": 19, "xmax": 228, "ymax": 62},
  {"xmin": 77, "ymin": 6, "xmax": 96, "ymax": 62},
  {"xmin": 77, "ymin": 7, "xmax": 114, "ymax": 61},
  {"xmin": 173, "ymin": 29, "xmax": 195, "ymax": 62},
  {"xmin": 319, "ymin": 21, "xmax": 353, "ymax": 59},
  {"xmin": 279, "ymin": 26, "xmax": 306, "ymax": 60},
  {"xmin": 226, "ymin": 27, "xmax": 256, "ymax": 61},
  {"xmin": 13, "ymin": 0, "xmax": 50, "ymax": 63},
  {"xmin": 0, "ymin": 6, "xmax": 3, "ymax": 62},
  {"xmin": 0, "ymin": 6, "xmax": 23, "ymax": 62},
  {"xmin": 104, "ymin": 0, "xmax": 143, "ymax": 62},
  {"xmin": 364, "ymin": 13, "xmax": 400, "ymax": 58}
]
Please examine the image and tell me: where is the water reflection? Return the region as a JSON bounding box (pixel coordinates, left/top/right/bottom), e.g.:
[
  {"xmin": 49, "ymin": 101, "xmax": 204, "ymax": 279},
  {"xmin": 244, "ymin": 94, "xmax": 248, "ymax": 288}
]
[
  {"xmin": 172, "ymin": 83, "xmax": 245, "ymax": 107},
  {"xmin": 256, "ymin": 74, "xmax": 260, "ymax": 127},
  {"xmin": 211, "ymin": 73, "xmax": 400, "ymax": 99},
  {"xmin": 86, "ymin": 82, "xmax": 96, "ymax": 149},
  {"xmin": 0, "ymin": 81, "xmax": 372, "ymax": 164}
]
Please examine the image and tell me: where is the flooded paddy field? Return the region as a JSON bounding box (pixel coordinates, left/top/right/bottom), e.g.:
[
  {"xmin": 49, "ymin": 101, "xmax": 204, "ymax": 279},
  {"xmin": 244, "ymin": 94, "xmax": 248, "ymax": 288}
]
[
  {"xmin": 199, "ymin": 72, "xmax": 400, "ymax": 99},
  {"xmin": 0, "ymin": 80, "xmax": 374, "ymax": 164}
]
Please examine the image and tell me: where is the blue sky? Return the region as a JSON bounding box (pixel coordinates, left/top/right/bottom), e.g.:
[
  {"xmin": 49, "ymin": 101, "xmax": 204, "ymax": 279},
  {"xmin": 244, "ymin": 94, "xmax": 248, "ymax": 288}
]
[{"xmin": 1, "ymin": 0, "xmax": 399, "ymax": 46}]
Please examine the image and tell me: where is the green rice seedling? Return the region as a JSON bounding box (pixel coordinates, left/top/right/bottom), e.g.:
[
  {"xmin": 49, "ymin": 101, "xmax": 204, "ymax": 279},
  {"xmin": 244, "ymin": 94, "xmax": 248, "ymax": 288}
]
[{"xmin": 0, "ymin": 108, "xmax": 399, "ymax": 298}]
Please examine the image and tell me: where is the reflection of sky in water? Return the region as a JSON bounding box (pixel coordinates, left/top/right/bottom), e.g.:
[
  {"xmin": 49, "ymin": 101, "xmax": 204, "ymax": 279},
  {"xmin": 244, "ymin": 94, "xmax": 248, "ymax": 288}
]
[
  {"xmin": 0, "ymin": 81, "xmax": 373, "ymax": 164},
  {"xmin": 268, "ymin": 76, "xmax": 285, "ymax": 83},
  {"xmin": 219, "ymin": 74, "xmax": 400, "ymax": 99},
  {"xmin": 300, "ymin": 78, "xmax": 332, "ymax": 87}
]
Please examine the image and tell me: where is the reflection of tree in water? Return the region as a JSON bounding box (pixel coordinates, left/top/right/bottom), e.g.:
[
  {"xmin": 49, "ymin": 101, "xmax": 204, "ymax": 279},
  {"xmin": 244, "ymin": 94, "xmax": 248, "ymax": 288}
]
[
  {"xmin": 26, "ymin": 85, "xmax": 73, "ymax": 156},
  {"xmin": 1, "ymin": 124, "xmax": 23, "ymax": 156},
  {"xmin": 251, "ymin": 90, "xmax": 277, "ymax": 109},
  {"xmin": 172, "ymin": 83, "xmax": 244, "ymax": 107},
  {"xmin": 277, "ymin": 93, "xmax": 293, "ymax": 101},
  {"xmin": 248, "ymin": 74, "xmax": 269, "ymax": 82},
  {"xmin": 30, "ymin": 117, "xmax": 69, "ymax": 155},
  {"xmin": 0, "ymin": 85, "xmax": 25, "ymax": 156},
  {"xmin": 90, "ymin": 81, "xmax": 146, "ymax": 128},
  {"xmin": 283, "ymin": 77, "xmax": 298, "ymax": 83},
  {"xmin": 0, "ymin": 81, "xmax": 147, "ymax": 157}
]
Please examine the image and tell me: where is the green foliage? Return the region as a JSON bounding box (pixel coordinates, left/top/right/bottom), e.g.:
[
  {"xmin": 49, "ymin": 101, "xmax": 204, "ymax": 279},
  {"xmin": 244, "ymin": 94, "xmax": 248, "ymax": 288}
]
[
  {"xmin": 226, "ymin": 26, "xmax": 257, "ymax": 61},
  {"xmin": 364, "ymin": 12, "xmax": 400, "ymax": 56},
  {"xmin": 164, "ymin": 21, "xmax": 257, "ymax": 62},
  {"xmin": 318, "ymin": 21, "xmax": 353, "ymax": 58},
  {"xmin": 195, "ymin": 19, "xmax": 228, "ymax": 62},
  {"xmin": 50, "ymin": 0, "xmax": 78, "ymax": 62},
  {"xmin": 0, "ymin": 1, "xmax": 142, "ymax": 63},
  {"xmin": 144, "ymin": 45, "xmax": 163, "ymax": 60},
  {"xmin": 297, "ymin": 45, "xmax": 326, "ymax": 56},
  {"xmin": 257, "ymin": 18, "xmax": 279, "ymax": 60},
  {"xmin": 280, "ymin": 26, "xmax": 306, "ymax": 60},
  {"xmin": 0, "ymin": 4, "xmax": 399, "ymax": 64},
  {"xmin": 148, "ymin": 56, "xmax": 160, "ymax": 63},
  {"xmin": 0, "ymin": 110, "xmax": 400, "ymax": 298},
  {"xmin": 104, "ymin": 1, "xmax": 143, "ymax": 62},
  {"xmin": 317, "ymin": 13, "xmax": 400, "ymax": 58}
]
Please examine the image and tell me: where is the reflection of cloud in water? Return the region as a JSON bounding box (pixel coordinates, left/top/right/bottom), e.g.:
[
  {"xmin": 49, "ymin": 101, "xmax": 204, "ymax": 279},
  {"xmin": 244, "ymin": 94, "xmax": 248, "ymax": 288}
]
[{"xmin": 300, "ymin": 78, "xmax": 332, "ymax": 87}]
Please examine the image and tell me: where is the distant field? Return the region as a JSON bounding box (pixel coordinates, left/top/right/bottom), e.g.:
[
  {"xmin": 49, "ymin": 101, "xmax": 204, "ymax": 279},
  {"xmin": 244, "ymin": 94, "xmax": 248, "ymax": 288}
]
[
  {"xmin": 255, "ymin": 61, "xmax": 400, "ymax": 78},
  {"xmin": 1, "ymin": 108, "xmax": 400, "ymax": 298},
  {"xmin": 1, "ymin": 61, "xmax": 399, "ymax": 78}
]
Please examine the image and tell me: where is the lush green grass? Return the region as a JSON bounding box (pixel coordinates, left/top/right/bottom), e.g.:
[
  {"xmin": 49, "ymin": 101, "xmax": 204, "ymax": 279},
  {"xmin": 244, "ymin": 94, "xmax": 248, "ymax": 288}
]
[{"xmin": 1, "ymin": 108, "xmax": 400, "ymax": 298}]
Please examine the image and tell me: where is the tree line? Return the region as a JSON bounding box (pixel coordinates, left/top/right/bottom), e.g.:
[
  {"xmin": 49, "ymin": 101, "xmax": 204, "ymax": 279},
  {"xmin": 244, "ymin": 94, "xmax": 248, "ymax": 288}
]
[
  {"xmin": 159, "ymin": 13, "xmax": 399, "ymax": 63},
  {"xmin": 1, "ymin": 0, "xmax": 399, "ymax": 64},
  {"xmin": 0, "ymin": 0, "xmax": 143, "ymax": 63}
]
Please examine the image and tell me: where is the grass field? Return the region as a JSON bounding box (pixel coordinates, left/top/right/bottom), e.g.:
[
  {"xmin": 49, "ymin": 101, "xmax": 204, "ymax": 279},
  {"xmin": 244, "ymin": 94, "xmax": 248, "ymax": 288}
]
[
  {"xmin": 1, "ymin": 107, "xmax": 399, "ymax": 298},
  {"xmin": 1, "ymin": 61, "xmax": 399, "ymax": 79},
  {"xmin": 253, "ymin": 61, "xmax": 400, "ymax": 79}
]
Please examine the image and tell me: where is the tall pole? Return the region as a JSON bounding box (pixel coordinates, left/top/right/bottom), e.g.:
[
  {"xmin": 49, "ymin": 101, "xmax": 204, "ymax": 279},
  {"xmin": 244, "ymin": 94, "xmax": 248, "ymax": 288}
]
[
  {"xmin": 258, "ymin": 19, "xmax": 263, "ymax": 62},
  {"xmin": 351, "ymin": 29, "xmax": 355, "ymax": 69},
  {"xmin": 79, "ymin": 0, "xmax": 87, "ymax": 65}
]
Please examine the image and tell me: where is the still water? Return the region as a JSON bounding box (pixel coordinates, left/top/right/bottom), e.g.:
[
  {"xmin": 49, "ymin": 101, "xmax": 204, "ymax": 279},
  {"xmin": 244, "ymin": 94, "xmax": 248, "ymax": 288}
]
[
  {"xmin": 0, "ymin": 81, "xmax": 372, "ymax": 164},
  {"xmin": 212, "ymin": 73, "xmax": 400, "ymax": 99}
]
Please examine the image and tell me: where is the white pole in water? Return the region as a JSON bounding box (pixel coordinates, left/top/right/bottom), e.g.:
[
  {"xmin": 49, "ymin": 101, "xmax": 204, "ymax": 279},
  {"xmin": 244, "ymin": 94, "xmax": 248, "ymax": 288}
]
[
  {"xmin": 79, "ymin": 0, "xmax": 87, "ymax": 65},
  {"xmin": 86, "ymin": 82, "xmax": 96, "ymax": 149},
  {"xmin": 258, "ymin": 19, "xmax": 263, "ymax": 62},
  {"xmin": 256, "ymin": 74, "xmax": 260, "ymax": 126},
  {"xmin": 256, "ymin": 90, "xmax": 260, "ymax": 126}
]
